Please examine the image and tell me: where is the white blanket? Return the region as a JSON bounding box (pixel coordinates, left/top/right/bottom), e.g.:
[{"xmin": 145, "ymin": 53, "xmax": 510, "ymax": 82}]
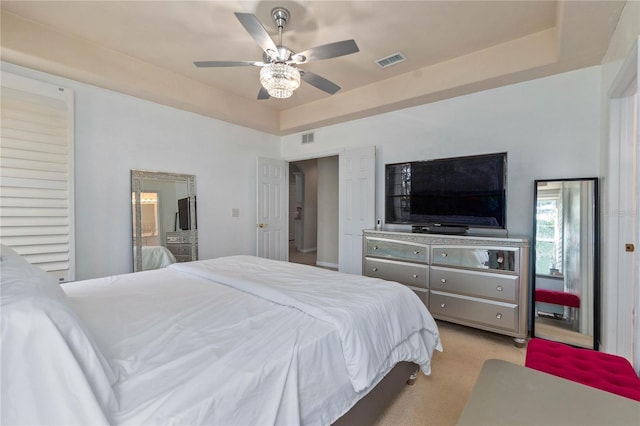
[
  {"xmin": 135, "ymin": 245, "xmax": 176, "ymax": 270},
  {"xmin": 6, "ymin": 252, "xmax": 441, "ymax": 425},
  {"xmin": 170, "ymin": 255, "xmax": 442, "ymax": 392},
  {"xmin": 63, "ymin": 267, "xmax": 364, "ymax": 425}
]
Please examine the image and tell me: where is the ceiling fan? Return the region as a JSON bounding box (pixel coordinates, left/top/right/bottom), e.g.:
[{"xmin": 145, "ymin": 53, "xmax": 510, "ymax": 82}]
[{"xmin": 194, "ymin": 7, "xmax": 359, "ymax": 100}]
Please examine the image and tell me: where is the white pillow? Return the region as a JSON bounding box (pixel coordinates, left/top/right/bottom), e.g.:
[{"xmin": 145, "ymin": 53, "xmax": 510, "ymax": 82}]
[{"xmin": 1, "ymin": 247, "xmax": 117, "ymax": 424}]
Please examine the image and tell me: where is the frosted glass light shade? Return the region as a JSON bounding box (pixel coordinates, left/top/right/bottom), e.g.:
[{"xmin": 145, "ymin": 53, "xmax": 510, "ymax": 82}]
[{"xmin": 260, "ymin": 63, "xmax": 301, "ymax": 99}]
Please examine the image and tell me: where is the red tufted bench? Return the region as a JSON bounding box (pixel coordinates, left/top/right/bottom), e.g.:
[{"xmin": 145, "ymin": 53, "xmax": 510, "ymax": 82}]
[
  {"xmin": 534, "ymin": 289, "xmax": 580, "ymax": 308},
  {"xmin": 525, "ymin": 338, "xmax": 640, "ymax": 401}
]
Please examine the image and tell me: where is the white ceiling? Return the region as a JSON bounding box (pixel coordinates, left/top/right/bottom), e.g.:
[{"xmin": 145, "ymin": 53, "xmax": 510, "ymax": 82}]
[{"xmin": 0, "ymin": 1, "xmax": 625, "ymax": 135}]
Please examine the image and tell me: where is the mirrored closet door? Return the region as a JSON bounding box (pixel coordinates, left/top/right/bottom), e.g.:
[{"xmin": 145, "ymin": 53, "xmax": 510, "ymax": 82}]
[{"xmin": 531, "ymin": 178, "xmax": 600, "ymax": 349}]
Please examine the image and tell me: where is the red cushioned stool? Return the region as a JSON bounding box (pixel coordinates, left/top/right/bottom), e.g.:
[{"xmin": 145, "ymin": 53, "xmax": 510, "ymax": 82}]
[
  {"xmin": 525, "ymin": 338, "xmax": 640, "ymax": 402},
  {"xmin": 535, "ymin": 289, "xmax": 581, "ymax": 308},
  {"xmin": 535, "ymin": 289, "xmax": 581, "ymax": 330}
]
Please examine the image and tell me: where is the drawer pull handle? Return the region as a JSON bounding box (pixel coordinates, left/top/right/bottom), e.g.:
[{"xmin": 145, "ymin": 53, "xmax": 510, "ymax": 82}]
[
  {"xmin": 413, "ymin": 250, "xmax": 420, "ymax": 255},
  {"xmin": 372, "ymin": 245, "xmax": 379, "ymax": 250},
  {"xmin": 412, "ymin": 274, "xmax": 418, "ymax": 278},
  {"xmin": 496, "ymin": 285, "xmax": 503, "ymax": 292},
  {"xmin": 496, "ymin": 313, "xmax": 502, "ymax": 319},
  {"xmin": 440, "ymin": 278, "xmax": 446, "ymax": 283},
  {"xmin": 440, "ymin": 253, "xmax": 447, "ymax": 257},
  {"xmin": 372, "ymin": 267, "xmax": 378, "ymax": 272},
  {"xmin": 440, "ymin": 303, "xmax": 446, "ymax": 308}
]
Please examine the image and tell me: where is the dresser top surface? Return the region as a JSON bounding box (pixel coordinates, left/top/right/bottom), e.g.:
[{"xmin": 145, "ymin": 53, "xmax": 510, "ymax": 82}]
[{"xmin": 364, "ymin": 229, "xmax": 529, "ymax": 246}]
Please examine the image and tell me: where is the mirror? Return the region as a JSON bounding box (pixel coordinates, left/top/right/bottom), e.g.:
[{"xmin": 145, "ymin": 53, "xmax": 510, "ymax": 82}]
[
  {"xmin": 131, "ymin": 170, "xmax": 197, "ymax": 272},
  {"xmin": 532, "ymin": 178, "xmax": 600, "ymax": 349}
]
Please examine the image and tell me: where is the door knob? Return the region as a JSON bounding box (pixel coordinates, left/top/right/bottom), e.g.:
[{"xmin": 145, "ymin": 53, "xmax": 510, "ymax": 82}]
[{"xmin": 257, "ymin": 223, "xmax": 266, "ymax": 228}]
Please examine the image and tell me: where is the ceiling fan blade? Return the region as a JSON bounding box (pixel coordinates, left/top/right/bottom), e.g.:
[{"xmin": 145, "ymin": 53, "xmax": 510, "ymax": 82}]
[
  {"xmin": 294, "ymin": 40, "xmax": 359, "ymax": 63},
  {"xmin": 257, "ymin": 87, "xmax": 270, "ymax": 100},
  {"xmin": 234, "ymin": 12, "xmax": 279, "ymax": 57},
  {"xmin": 194, "ymin": 60, "xmax": 264, "ymax": 68},
  {"xmin": 300, "ymin": 70, "xmax": 341, "ymax": 95}
]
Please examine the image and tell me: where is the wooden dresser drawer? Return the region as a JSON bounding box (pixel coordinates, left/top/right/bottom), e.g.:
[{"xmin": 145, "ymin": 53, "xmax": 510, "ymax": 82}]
[
  {"xmin": 430, "ymin": 291, "xmax": 518, "ymax": 332},
  {"xmin": 364, "ymin": 257, "xmax": 428, "ymax": 289},
  {"xmin": 431, "ymin": 246, "xmax": 519, "ymax": 273},
  {"xmin": 365, "ymin": 237, "xmax": 428, "ymax": 263},
  {"xmin": 430, "ymin": 266, "xmax": 518, "ymax": 302}
]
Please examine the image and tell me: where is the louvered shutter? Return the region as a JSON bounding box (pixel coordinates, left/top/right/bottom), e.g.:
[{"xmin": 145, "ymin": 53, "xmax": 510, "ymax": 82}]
[{"xmin": 0, "ymin": 72, "xmax": 75, "ymax": 282}]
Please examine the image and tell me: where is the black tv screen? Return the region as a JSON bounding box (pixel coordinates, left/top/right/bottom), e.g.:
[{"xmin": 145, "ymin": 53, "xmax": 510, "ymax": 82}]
[
  {"xmin": 178, "ymin": 197, "xmax": 191, "ymax": 230},
  {"xmin": 385, "ymin": 153, "xmax": 507, "ymax": 229}
]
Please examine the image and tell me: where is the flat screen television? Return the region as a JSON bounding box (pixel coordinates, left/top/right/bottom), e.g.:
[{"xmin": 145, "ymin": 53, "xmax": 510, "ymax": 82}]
[
  {"xmin": 385, "ymin": 153, "xmax": 507, "ymax": 229},
  {"xmin": 178, "ymin": 197, "xmax": 191, "ymax": 230}
]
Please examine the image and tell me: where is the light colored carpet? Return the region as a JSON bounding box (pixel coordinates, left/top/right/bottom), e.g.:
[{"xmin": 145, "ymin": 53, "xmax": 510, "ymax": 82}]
[{"xmin": 373, "ymin": 320, "xmax": 527, "ymax": 426}]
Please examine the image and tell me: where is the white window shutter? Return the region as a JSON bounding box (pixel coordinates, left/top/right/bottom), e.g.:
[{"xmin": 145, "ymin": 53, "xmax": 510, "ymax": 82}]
[{"xmin": 0, "ymin": 72, "xmax": 75, "ymax": 282}]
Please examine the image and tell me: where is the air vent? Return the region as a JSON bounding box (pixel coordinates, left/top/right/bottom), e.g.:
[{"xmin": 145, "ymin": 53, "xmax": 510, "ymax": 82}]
[
  {"xmin": 375, "ymin": 52, "xmax": 406, "ymax": 69},
  {"xmin": 301, "ymin": 132, "xmax": 315, "ymax": 144}
]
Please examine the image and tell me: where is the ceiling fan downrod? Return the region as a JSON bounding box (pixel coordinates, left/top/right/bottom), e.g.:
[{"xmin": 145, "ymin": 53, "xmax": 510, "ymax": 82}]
[{"xmin": 271, "ymin": 7, "xmax": 289, "ymax": 61}]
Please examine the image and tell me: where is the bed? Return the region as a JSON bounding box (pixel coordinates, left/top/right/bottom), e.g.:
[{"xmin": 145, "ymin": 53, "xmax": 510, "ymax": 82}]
[
  {"xmin": 134, "ymin": 245, "xmax": 177, "ymax": 270},
  {"xmin": 1, "ymin": 245, "xmax": 442, "ymax": 425}
]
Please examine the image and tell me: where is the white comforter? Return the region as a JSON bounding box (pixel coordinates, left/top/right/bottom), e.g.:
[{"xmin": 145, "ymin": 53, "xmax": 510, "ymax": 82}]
[
  {"xmin": 136, "ymin": 245, "xmax": 176, "ymax": 270},
  {"xmin": 170, "ymin": 255, "xmax": 441, "ymax": 392},
  {"xmin": 6, "ymin": 254, "xmax": 441, "ymax": 425}
]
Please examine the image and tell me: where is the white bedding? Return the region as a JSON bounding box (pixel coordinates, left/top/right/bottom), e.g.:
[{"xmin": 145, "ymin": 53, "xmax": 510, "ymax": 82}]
[
  {"xmin": 134, "ymin": 245, "xmax": 176, "ymax": 270},
  {"xmin": 170, "ymin": 255, "xmax": 441, "ymax": 392},
  {"xmin": 3, "ymin": 253, "xmax": 442, "ymax": 425}
]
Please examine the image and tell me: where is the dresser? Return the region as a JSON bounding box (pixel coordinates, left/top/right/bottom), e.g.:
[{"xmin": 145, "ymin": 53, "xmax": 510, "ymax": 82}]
[
  {"xmin": 363, "ymin": 230, "xmax": 529, "ymax": 345},
  {"xmin": 165, "ymin": 230, "xmax": 198, "ymax": 263}
]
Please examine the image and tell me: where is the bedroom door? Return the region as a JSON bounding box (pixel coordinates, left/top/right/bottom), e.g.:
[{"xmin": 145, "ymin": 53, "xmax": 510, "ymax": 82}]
[
  {"xmin": 339, "ymin": 146, "xmax": 376, "ymax": 274},
  {"xmin": 256, "ymin": 157, "xmax": 288, "ymax": 261}
]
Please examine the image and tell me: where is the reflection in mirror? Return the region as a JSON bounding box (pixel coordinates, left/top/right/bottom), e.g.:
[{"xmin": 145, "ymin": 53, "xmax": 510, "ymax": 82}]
[
  {"xmin": 131, "ymin": 170, "xmax": 197, "ymax": 272},
  {"xmin": 532, "ymin": 178, "xmax": 599, "ymax": 349}
]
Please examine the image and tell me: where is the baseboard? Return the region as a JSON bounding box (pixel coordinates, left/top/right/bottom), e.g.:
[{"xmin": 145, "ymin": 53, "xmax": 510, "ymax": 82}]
[{"xmin": 316, "ymin": 260, "xmax": 338, "ymax": 270}]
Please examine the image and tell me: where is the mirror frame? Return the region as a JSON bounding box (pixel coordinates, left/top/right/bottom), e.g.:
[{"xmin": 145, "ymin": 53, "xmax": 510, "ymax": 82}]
[
  {"xmin": 531, "ymin": 177, "xmax": 600, "ymax": 350},
  {"xmin": 131, "ymin": 169, "xmax": 197, "ymax": 272}
]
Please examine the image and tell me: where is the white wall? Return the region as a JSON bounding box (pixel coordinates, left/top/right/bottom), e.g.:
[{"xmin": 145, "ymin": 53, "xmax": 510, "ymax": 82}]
[
  {"xmin": 282, "ymin": 66, "xmax": 602, "ymax": 238},
  {"xmin": 2, "ymin": 61, "xmax": 603, "ymax": 281},
  {"xmin": 2, "ymin": 62, "xmax": 281, "ymax": 280}
]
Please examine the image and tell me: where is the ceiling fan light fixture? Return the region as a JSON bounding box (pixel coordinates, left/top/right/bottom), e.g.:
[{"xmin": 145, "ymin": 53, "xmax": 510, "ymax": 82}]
[{"xmin": 260, "ymin": 63, "xmax": 301, "ymax": 98}]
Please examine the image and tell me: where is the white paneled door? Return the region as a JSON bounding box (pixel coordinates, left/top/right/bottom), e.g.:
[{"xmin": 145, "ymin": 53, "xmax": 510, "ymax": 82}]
[
  {"xmin": 339, "ymin": 146, "xmax": 376, "ymax": 274},
  {"xmin": 256, "ymin": 157, "xmax": 288, "ymax": 261}
]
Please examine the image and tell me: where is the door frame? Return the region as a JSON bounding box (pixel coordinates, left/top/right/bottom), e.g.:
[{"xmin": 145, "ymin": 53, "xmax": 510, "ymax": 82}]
[
  {"xmin": 605, "ymin": 39, "xmax": 639, "ymax": 364},
  {"xmin": 282, "ymin": 148, "xmax": 376, "ymax": 273}
]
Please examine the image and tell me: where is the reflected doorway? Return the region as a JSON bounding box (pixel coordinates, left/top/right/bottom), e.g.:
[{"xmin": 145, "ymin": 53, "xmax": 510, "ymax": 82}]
[{"xmin": 288, "ymin": 157, "xmax": 338, "ymax": 270}]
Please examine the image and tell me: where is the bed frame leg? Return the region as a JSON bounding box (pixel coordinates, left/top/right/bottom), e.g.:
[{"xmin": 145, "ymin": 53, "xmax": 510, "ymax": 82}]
[{"xmin": 406, "ymin": 366, "xmax": 420, "ymax": 385}]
